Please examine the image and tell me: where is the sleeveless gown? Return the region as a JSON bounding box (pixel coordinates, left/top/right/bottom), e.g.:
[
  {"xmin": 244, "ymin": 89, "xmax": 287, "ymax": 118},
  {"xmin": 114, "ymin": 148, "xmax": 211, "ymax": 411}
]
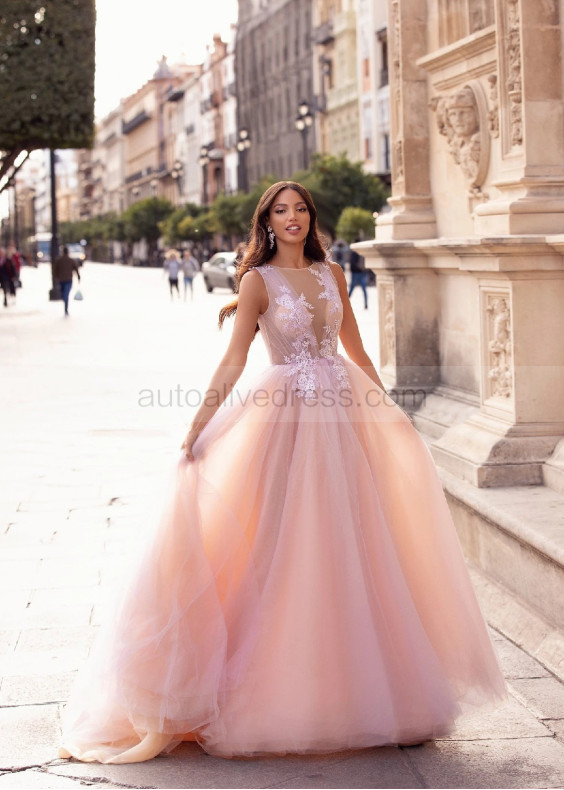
[{"xmin": 59, "ymin": 260, "xmax": 505, "ymax": 763}]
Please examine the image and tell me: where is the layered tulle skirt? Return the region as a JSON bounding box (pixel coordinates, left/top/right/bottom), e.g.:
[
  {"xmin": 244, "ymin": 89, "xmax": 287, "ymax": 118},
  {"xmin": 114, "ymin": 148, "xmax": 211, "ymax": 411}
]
[{"xmin": 60, "ymin": 357, "xmax": 505, "ymax": 762}]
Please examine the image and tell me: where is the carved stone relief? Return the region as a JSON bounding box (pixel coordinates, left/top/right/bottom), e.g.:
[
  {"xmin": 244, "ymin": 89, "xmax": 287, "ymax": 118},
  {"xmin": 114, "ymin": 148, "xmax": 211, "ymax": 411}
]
[
  {"xmin": 381, "ymin": 285, "xmax": 396, "ymax": 369},
  {"xmin": 431, "ymin": 81, "xmax": 490, "ymax": 191},
  {"xmin": 390, "ymin": 0, "xmax": 404, "ymax": 184},
  {"xmin": 468, "ymin": 0, "xmax": 494, "ymax": 32},
  {"xmin": 505, "ymin": 0, "xmax": 523, "ymax": 147},
  {"xmin": 487, "ymin": 74, "xmax": 499, "ymax": 138},
  {"xmin": 486, "ymin": 294, "xmax": 513, "ymax": 399}
]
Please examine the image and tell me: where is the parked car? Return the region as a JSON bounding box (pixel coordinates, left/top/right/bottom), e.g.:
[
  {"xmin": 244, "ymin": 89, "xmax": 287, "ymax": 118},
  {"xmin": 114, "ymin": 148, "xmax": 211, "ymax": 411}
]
[
  {"xmin": 66, "ymin": 243, "xmax": 86, "ymax": 267},
  {"xmin": 201, "ymin": 251, "xmax": 237, "ymax": 292}
]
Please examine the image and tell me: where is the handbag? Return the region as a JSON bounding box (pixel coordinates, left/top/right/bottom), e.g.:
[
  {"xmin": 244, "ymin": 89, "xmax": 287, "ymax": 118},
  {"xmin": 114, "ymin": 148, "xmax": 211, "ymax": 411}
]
[{"xmin": 73, "ymin": 289, "xmax": 83, "ymax": 301}]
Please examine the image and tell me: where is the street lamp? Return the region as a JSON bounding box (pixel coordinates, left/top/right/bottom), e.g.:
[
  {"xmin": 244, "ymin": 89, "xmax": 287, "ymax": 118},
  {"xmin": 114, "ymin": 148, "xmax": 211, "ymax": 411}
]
[
  {"xmin": 198, "ymin": 144, "xmax": 211, "ymax": 205},
  {"xmin": 171, "ymin": 159, "xmax": 184, "ymax": 198},
  {"xmin": 236, "ymin": 128, "xmax": 251, "ymax": 192},
  {"xmin": 150, "ymin": 177, "xmax": 159, "ymax": 197},
  {"xmin": 295, "ymin": 100, "xmax": 314, "ymax": 169}
]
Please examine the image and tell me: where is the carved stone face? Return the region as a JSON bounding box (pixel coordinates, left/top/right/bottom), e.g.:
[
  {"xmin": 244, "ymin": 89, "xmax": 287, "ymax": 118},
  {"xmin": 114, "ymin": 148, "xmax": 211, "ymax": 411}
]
[{"xmin": 447, "ymin": 88, "xmax": 479, "ymax": 138}]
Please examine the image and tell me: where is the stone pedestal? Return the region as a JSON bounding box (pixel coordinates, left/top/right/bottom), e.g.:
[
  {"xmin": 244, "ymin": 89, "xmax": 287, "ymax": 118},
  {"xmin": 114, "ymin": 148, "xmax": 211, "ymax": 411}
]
[{"xmin": 359, "ymin": 0, "xmax": 564, "ymax": 488}]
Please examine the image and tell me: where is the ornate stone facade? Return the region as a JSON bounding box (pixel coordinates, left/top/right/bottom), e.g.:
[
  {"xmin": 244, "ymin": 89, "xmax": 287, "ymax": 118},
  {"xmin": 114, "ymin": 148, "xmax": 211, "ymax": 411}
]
[{"xmin": 359, "ymin": 0, "xmax": 564, "ymax": 490}]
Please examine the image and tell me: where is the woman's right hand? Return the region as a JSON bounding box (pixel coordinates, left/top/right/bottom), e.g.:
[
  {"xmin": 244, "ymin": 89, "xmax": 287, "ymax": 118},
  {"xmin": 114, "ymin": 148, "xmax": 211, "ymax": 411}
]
[{"xmin": 181, "ymin": 428, "xmax": 200, "ymax": 461}]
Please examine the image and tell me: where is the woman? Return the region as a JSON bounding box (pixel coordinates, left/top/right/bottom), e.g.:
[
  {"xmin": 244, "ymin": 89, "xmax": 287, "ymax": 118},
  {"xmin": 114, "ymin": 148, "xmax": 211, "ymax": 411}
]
[
  {"xmin": 59, "ymin": 182, "xmax": 505, "ymax": 764},
  {"xmin": 163, "ymin": 249, "xmax": 181, "ymax": 299}
]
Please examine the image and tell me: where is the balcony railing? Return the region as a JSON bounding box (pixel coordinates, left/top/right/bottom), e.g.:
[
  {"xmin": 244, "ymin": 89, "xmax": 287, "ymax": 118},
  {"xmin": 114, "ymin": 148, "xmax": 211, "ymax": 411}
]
[
  {"xmin": 313, "ymin": 20, "xmax": 334, "ymax": 45},
  {"xmin": 122, "ymin": 110, "xmax": 151, "ymax": 135}
]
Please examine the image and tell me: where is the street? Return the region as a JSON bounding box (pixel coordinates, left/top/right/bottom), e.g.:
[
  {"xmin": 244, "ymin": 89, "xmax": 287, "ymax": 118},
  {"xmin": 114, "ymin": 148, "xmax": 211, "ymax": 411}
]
[{"xmin": 1, "ymin": 262, "xmax": 564, "ymax": 790}]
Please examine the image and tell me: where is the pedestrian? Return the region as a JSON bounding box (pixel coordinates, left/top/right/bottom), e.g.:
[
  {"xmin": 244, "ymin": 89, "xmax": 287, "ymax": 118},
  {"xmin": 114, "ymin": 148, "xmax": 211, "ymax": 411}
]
[
  {"xmin": 0, "ymin": 247, "xmax": 15, "ymax": 307},
  {"xmin": 163, "ymin": 249, "xmax": 181, "ymax": 299},
  {"xmin": 59, "ymin": 180, "xmax": 505, "ymax": 765},
  {"xmin": 181, "ymin": 249, "xmax": 199, "ymax": 301},
  {"xmin": 53, "ymin": 246, "xmax": 81, "ymax": 317},
  {"xmin": 331, "ymin": 238, "xmax": 347, "ymax": 271},
  {"xmin": 7, "ymin": 244, "xmax": 22, "ymax": 288},
  {"xmin": 348, "ymin": 239, "xmax": 369, "ymax": 309}
]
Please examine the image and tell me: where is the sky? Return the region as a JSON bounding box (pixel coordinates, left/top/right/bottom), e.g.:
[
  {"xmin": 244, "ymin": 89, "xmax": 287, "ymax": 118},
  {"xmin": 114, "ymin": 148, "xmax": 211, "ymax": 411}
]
[{"xmin": 94, "ymin": 0, "xmax": 239, "ymax": 117}]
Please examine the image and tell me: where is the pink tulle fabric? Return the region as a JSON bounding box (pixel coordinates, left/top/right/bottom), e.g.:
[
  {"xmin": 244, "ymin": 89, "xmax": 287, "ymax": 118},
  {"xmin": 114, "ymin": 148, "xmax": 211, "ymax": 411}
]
[{"xmin": 59, "ymin": 261, "xmax": 505, "ymax": 763}]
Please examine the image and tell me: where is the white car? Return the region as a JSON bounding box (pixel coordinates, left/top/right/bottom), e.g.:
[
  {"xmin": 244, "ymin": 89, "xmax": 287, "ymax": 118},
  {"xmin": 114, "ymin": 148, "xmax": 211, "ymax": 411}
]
[{"xmin": 201, "ymin": 252, "xmax": 237, "ymax": 292}]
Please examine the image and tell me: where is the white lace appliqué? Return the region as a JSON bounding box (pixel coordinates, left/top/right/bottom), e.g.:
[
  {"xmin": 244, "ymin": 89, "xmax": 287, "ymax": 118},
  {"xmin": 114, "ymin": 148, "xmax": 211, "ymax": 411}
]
[
  {"xmin": 270, "ymin": 264, "xmax": 352, "ymax": 397},
  {"xmin": 312, "ymin": 264, "xmax": 351, "ymax": 391}
]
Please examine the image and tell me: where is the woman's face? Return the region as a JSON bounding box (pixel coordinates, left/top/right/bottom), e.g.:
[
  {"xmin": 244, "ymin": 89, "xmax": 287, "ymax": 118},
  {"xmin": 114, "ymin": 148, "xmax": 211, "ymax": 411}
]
[{"xmin": 267, "ymin": 188, "xmax": 310, "ymax": 246}]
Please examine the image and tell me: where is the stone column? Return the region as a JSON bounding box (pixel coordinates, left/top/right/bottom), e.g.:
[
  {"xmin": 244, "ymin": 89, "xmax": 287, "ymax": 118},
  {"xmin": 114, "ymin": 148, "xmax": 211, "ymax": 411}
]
[
  {"xmin": 376, "ymin": 257, "xmax": 441, "ymax": 406},
  {"xmin": 474, "ymin": 0, "xmax": 564, "ymax": 234},
  {"xmin": 377, "ymin": 0, "xmax": 437, "ymax": 240},
  {"xmin": 432, "ymin": 238, "xmax": 564, "ymax": 486}
]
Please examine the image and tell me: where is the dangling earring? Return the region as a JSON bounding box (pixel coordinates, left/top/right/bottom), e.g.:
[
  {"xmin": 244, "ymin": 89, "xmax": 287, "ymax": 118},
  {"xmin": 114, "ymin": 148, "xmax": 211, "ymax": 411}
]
[{"xmin": 267, "ymin": 225, "xmax": 276, "ymax": 250}]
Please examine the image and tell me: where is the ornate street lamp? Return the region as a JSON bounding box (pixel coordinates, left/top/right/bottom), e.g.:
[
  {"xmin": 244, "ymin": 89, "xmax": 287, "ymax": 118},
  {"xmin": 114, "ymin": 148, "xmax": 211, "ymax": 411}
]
[
  {"xmin": 150, "ymin": 177, "xmax": 159, "ymax": 197},
  {"xmin": 236, "ymin": 128, "xmax": 251, "ymax": 193},
  {"xmin": 198, "ymin": 144, "xmax": 211, "ymax": 205},
  {"xmin": 171, "ymin": 159, "xmax": 184, "ymax": 197},
  {"xmin": 295, "ymin": 100, "xmax": 314, "ymax": 169}
]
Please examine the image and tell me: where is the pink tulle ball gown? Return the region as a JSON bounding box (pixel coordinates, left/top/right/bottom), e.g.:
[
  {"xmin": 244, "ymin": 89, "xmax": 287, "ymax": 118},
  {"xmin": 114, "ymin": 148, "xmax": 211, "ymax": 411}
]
[{"xmin": 59, "ymin": 260, "xmax": 505, "ymax": 764}]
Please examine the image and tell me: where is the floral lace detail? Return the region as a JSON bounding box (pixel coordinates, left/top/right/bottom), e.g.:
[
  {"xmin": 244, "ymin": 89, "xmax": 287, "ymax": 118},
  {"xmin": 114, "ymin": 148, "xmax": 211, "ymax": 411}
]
[
  {"xmin": 312, "ymin": 264, "xmax": 351, "ymax": 391},
  {"xmin": 262, "ymin": 262, "xmax": 352, "ymax": 397},
  {"xmin": 309, "ymin": 263, "xmax": 339, "ymax": 319},
  {"xmin": 275, "ymin": 284, "xmax": 314, "ymax": 335},
  {"xmin": 282, "ymin": 338, "xmax": 320, "ymax": 399}
]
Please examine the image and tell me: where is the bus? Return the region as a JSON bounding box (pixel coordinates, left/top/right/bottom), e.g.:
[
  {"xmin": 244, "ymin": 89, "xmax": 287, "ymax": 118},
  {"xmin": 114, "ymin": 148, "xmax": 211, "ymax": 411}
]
[{"xmin": 28, "ymin": 231, "xmax": 52, "ymax": 263}]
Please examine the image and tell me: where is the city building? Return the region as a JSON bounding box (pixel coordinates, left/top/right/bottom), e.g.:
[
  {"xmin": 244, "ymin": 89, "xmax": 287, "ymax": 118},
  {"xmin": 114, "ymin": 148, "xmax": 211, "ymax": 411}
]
[
  {"xmin": 172, "ymin": 69, "xmax": 204, "ymax": 206},
  {"xmin": 236, "ymin": 0, "xmax": 316, "ymax": 186},
  {"xmin": 356, "ymin": 0, "xmax": 390, "ymax": 183},
  {"xmin": 95, "ymin": 104, "xmax": 126, "ymax": 215},
  {"xmin": 199, "ymin": 34, "xmax": 230, "ymax": 204},
  {"xmin": 313, "ymin": 0, "xmax": 360, "ymax": 163},
  {"xmin": 121, "ymin": 57, "xmax": 189, "ymax": 207}
]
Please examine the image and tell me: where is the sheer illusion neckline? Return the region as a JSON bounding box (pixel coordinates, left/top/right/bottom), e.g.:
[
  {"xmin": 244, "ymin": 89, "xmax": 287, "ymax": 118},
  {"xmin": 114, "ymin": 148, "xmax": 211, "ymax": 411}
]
[{"xmin": 265, "ymin": 261, "xmax": 321, "ymax": 271}]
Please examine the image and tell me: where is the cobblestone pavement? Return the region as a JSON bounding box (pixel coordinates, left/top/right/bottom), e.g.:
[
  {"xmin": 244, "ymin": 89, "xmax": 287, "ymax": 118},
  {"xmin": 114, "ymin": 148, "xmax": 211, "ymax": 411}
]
[{"xmin": 1, "ymin": 263, "xmax": 563, "ymax": 789}]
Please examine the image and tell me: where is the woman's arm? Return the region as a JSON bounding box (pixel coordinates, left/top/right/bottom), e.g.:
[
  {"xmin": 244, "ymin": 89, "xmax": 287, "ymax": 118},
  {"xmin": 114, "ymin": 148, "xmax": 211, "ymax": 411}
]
[
  {"xmin": 181, "ymin": 269, "xmax": 265, "ymax": 459},
  {"xmin": 329, "ymin": 262, "xmax": 386, "ymax": 392}
]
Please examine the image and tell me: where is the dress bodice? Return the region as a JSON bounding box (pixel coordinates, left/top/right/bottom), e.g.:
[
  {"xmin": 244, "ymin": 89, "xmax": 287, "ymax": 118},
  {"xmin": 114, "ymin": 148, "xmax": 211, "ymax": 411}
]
[{"xmin": 255, "ymin": 260, "xmax": 350, "ymax": 397}]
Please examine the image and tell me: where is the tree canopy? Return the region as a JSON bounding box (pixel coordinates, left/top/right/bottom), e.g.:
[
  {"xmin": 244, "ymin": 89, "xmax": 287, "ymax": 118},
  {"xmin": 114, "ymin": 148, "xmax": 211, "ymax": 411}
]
[
  {"xmin": 0, "ymin": 0, "xmax": 95, "ymax": 179},
  {"xmin": 335, "ymin": 207, "xmax": 376, "ymax": 243}
]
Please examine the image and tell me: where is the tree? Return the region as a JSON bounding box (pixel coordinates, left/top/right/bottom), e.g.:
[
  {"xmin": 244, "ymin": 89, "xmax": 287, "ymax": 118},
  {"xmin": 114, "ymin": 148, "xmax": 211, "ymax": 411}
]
[
  {"xmin": 335, "ymin": 207, "xmax": 376, "ymax": 243},
  {"xmin": 177, "ymin": 211, "xmax": 217, "ymax": 242},
  {"xmin": 160, "ymin": 203, "xmax": 205, "ymax": 245},
  {"xmin": 0, "ymin": 1, "xmax": 95, "ymax": 179},
  {"xmin": 211, "ymin": 193, "xmax": 247, "ymax": 238},
  {"xmin": 294, "ymin": 154, "xmax": 389, "ymax": 237},
  {"xmin": 122, "ymin": 198, "xmax": 174, "ymax": 260}
]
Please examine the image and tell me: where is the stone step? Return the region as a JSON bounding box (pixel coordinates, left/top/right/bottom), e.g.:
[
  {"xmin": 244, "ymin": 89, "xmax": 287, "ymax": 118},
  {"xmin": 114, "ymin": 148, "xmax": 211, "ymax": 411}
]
[{"xmin": 436, "ymin": 465, "xmax": 564, "ymax": 677}]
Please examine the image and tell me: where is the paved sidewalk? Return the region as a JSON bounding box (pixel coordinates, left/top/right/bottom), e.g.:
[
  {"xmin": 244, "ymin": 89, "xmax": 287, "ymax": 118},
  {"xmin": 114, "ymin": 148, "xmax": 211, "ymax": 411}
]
[{"xmin": 1, "ymin": 263, "xmax": 563, "ymax": 789}]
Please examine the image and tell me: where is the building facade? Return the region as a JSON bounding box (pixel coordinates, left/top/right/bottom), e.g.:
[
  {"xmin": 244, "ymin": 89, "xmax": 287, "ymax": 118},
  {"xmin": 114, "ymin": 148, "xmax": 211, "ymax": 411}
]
[
  {"xmin": 236, "ymin": 0, "xmax": 316, "ymax": 186},
  {"xmin": 313, "ymin": 0, "xmax": 360, "ymax": 163},
  {"xmin": 356, "ymin": 0, "xmax": 390, "ymax": 182}
]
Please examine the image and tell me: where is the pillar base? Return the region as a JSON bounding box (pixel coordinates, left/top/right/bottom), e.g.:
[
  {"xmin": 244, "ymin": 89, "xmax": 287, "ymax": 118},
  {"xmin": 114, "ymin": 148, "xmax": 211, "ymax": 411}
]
[{"xmin": 431, "ymin": 412, "xmax": 562, "ymax": 488}]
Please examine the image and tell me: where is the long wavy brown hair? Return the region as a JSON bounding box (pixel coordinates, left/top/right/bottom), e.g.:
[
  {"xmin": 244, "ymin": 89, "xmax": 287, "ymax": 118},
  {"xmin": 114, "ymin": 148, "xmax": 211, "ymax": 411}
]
[{"xmin": 218, "ymin": 181, "xmax": 328, "ymax": 331}]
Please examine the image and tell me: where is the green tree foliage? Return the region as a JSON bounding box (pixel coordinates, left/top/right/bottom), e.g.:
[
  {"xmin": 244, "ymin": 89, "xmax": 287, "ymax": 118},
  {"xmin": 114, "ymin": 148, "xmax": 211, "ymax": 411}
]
[
  {"xmin": 211, "ymin": 193, "xmax": 247, "ymax": 237},
  {"xmin": 335, "ymin": 207, "xmax": 376, "ymax": 243},
  {"xmin": 294, "ymin": 154, "xmax": 388, "ymax": 236},
  {"xmin": 160, "ymin": 203, "xmax": 205, "ymax": 245},
  {"xmin": 0, "ymin": 1, "xmax": 95, "ymax": 160},
  {"xmin": 122, "ymin": 198, "xmax": 174, "ymax": 246},
  {"xmin": 177, "ymin": 210, "xmax": 217, "ymax": 241}
]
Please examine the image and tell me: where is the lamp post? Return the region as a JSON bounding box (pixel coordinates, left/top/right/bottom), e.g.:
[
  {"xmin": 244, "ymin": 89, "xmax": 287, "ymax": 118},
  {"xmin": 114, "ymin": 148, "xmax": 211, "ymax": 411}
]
[
  {"xmin": 198, "ymin": 144, "xmax": 211, "ymax": 206},
  {"xmin": 295, "ymin": 100, "xmax": 314, "ymax": 170},
  {"xmin": 236, "ymin": 128, "xmax": 251, "ymax": 193},
  {"xmin": 171, "ymin": 159, "xmax": 184, "ymax": 200}
]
